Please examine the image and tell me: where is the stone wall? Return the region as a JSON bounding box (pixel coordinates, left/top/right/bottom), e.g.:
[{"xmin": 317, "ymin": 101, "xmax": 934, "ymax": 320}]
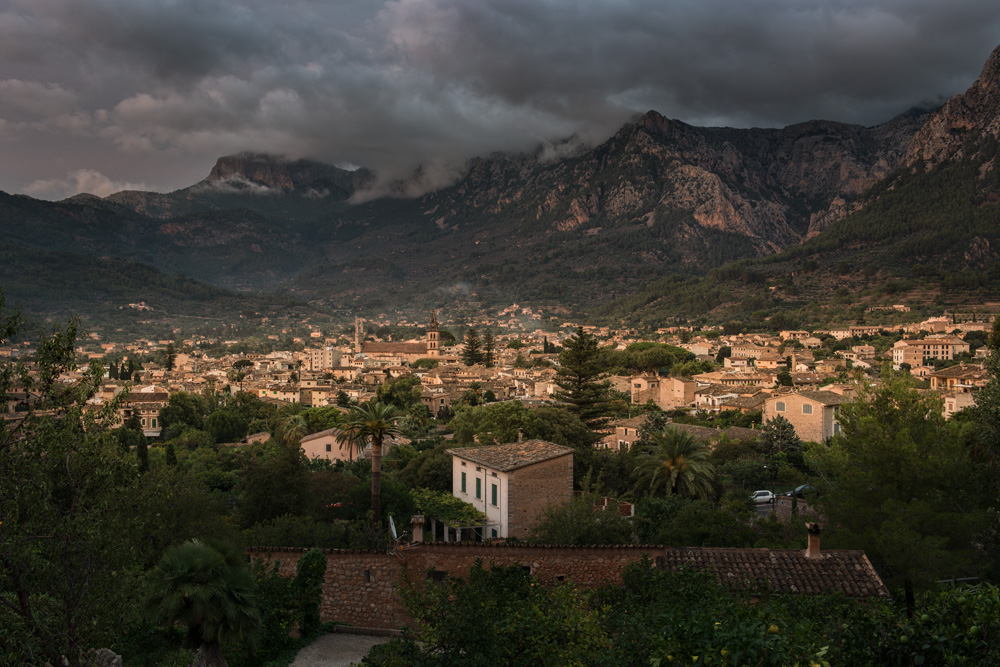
[
  {"xmin": 247, "ymin": 543, "xmax": 657, "ymax": 630},
  {"xmin": 247, "ymin": 541, "xmax": 887, "ymax": 631},
  {"xmin": 507, "ymin": 454, "xmax": 573, "ymax": 539}
]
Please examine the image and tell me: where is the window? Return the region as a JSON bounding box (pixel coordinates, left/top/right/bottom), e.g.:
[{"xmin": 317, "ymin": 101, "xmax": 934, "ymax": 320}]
[
  {"xmin": 152, "ymin": 418, "xmax": 157, "ymax": 428},
  {"xmin": 491, "ymin": 483, "xmax": 498, "ymax": 506},
  {"xmin": 776, "ymin": 401, "xmax": 785, "ymax": 412},
  {"xmin": 461, "ymin": 472, "xmax": 466, "ymax": 493},
  {"xmin": 833, "ymin": 423, "xmax": 841, "ymax": 435},
  {"xmin": 363, "ymin": 569, "xmax": 371, "ymax": 583},
  {"xmin": 802, "ymin": 404, "xmax": 813, "ymax": 415},
  {"xmin": 491, "ymin": 529, "xmax": 497, "ymax": 538},
  {"xmin": 141, "ymin": 418, "xmax": 146, "ymax": 427},
  {"xmin": 326, "ymin": 444, "xmax": 332, "ymax": 452},
  {"xmin": 475, "ymin": 477, "xmax": 481, "ymax": 499}
]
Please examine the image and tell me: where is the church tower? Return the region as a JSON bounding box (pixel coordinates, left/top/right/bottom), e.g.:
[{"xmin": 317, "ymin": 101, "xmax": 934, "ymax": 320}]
[{"xmin": 426, "ymin": 311, "xmax": 440, "ymax": 357}]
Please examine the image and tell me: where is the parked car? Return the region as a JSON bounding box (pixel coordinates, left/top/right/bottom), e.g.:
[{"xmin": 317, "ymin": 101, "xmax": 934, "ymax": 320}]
[
  {"xmin": 750, "ymin": 490, "xmax": 775, "ymax": 504},
  {"xmin": 785, "ymin": 484, "xmax": 815, "ymax": 498}
]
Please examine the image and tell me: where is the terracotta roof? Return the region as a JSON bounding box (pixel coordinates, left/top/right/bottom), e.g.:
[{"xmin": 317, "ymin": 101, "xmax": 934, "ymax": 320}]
[
  {"xmin": 929, "ymin": 363, "xmax": 987, "ymax": 379},
  {"xmin": 447, "ymin": 439, "xmax": 573, "ymax": 472},
  {"xmin": 361, "ymin": 342, "xmax": 428, "ymax": 355},
  {"xmin": 659, "ymin": 547, "xmax": 888, "ymax": 598},
  {"xmin": 611, "ymin": 415, "xmax": 648, "ymax": 429},
  {"xmin": 126, "ymin": 392, "xmax": 168, "ymax": 403},
  {"xmin": 794, "ymin": 390, "xmax": 851, "ymax": 405}
]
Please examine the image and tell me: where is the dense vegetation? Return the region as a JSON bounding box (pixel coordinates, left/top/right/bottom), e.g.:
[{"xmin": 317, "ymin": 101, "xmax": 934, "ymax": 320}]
[{"xmin": 3, "ymin": 313, "xmax": 999, "ymax": 664}]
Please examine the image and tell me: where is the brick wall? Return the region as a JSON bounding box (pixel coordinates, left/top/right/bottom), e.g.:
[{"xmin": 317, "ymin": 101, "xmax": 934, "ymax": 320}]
[{"xmin": 506, "ymin": 454, "xmax": 573, "ymax": 539}]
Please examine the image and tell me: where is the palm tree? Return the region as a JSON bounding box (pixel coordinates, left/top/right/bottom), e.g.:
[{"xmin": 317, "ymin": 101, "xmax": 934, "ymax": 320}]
[
  {"xmin": 277, "ymin": 414, "xmax": 308, "ymax": 446},
  {"xmin": 334, "ymin": 423, "xmax": 364, "ymax": 461},
  {"xmin": 632, "ymin": 427, "xmax": 716, "ymax": 500},
  {"xmin": 146, "ymin": 539, "xmax": 260, "ymax": 667},
  {"xmin": 345, "ymin": 401, "xmax": 400, "ymax": 522}
]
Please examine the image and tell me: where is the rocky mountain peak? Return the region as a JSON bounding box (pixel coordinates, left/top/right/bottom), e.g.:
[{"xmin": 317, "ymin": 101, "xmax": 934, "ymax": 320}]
[
  {"xmin": 204, "ymin": 152, "xmax": 373, "ymax": 198},
  {"xmin": 905, "ymin": 44, "xmax": 1000, "ymax": 167}
]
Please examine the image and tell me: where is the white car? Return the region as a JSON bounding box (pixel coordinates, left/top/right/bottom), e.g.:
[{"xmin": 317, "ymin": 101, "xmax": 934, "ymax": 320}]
[{"xmin": 750, "ymin": 490, "xmax": 776, "ymax": 504}]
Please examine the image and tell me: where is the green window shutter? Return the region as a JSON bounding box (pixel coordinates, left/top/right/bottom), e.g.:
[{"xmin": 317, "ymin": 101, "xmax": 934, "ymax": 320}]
[
  {"xmin": 491, "ymin": 483, "xmax": 497, "ymax": 506},
  {"xmin": 475, "ymin": 477, "xmax": 481, "ymax": 499},
  {"xmin": 461, "ymin": 472, "xmax": 466, "ymax": 492}
]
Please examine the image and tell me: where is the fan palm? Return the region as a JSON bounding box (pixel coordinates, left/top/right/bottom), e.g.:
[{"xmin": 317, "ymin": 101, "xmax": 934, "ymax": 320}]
[
  {"xmin": 146, "ymin": 539, "xmax": 260, "ymax": 667},
  {"xmin": 334, "ymin": 423, "xmax": 365, "ymax": 461},
  {"xmin": 277, "ymin": 414, "xmax": 308, "ymax": 446},
  {"xmin": 345, "ymin": 400, "xmax": 401, "ymax": 522},
  {"xmin": 633, "ymin": 427, "xmax": 716, "ymax": 500}
]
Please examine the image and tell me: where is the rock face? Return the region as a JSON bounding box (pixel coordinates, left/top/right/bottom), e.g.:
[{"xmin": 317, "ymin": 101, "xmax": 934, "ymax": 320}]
[
  {"xmin": 906, "ymin": 44, "xmax": 1000, "ymax": 167},
  {"xmin": 416, "ymin": 109, "xmax": 925, "ymax": 254}
]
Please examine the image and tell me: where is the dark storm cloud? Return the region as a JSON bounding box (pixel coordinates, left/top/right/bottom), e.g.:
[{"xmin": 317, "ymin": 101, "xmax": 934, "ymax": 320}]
[{"xmin": 2, "ymin": 0, "xmax": 999, "ymax": 198}]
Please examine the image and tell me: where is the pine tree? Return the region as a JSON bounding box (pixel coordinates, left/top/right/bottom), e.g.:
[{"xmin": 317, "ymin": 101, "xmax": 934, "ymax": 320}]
[
  {"xmin": 554, "ymin": 327, "xmax": 612, "ymax": 430},
  {"xmin": 165, "ymin": 342, "xmax": 176, "ymax": 372},
  {"xmin": 461, "ymin": 327, "xmax": 484, "ymax": 366},
  {"xmin": 482, "ymin": 329, "xmax": 496, "ymax": 368}
]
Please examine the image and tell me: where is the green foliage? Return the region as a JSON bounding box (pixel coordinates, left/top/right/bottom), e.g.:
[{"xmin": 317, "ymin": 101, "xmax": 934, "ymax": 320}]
[
  {"xmin": 758, "ymin": 415, "xmax": 802, "ymax": 454},
  {"xmin": 379, "ymin": 561, "xmax": 608, "ymax": 667},
  {"xmin": 632, "ymin": 427, "xmax": 716, "ymax": 500},
  {"xmin": 294, "ymin": 549, "xmax": 327, "ymax": 637},
  {"xmin": 461, "ymin": 327, "xmax": 484, "ymax": 366},
  {"xmin": 146, "ymin": 539, "xmax": 260, "ymax": 663},
  {"xmin": 554, "ymin": 327, "xmax": 613, "ymax": 430},
  {"xmin": 530, "ymin": 494, "xmax": 635, "ymax": 545},
  {"xmin": 449, "ymin": 400, "xmax": 592, "ymax": 448},
  {"xmin": 808, "ymin": 370, "xmax": 988, "ymax": 599},
  {"xmin": 205, "ymin": 408, "xmax": 249, "ymax": 444},
  {"xmin": 412, "ymin": 488, "xmax": 485, "ymax": 527}
]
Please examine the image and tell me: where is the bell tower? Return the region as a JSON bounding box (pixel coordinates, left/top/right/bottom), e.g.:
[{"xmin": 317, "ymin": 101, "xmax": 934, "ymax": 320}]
[{"xmin": 426, "ymin": 311, "xmax": 440, "ymax": 357}]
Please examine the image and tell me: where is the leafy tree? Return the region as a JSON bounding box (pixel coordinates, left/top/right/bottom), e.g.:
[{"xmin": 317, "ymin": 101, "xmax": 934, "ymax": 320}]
[
  {"xmin": 632, "ymin": 427, "xmax": 716, "ymax": 500},
  {"xmin": 0, "ymin": 306, "xmax": 148, "ymax": 665},
  {"xmin": 236, "ymin": 442, "xmax": 310, "ymax": 527},
  {"xmin": 966, "ymin": 317, "xmax": 1000, "ymax": 580},
  {"xmin": 530, "ymin": 494, "xmax": 635, "ymax": 545},
  {"xmin": 808, "ymin": 370, "xmax": 987, "ymax": 612},
  {"xmin": 345, "ymin": 401, "xmax": 401, "ymax": 523},
  {"xmin": 205, "ymin": 408, "xmax": 249, "ymax": 444},
  {"xmin": 379, "ymin": 562, "xmax": 607, "ymax": 666},
  {"xmin": 716, "ymin": 345, "xmax": 732, "ymax": 362},
  {"xmin": 461, "ymin": 327, "xmax": 484, "ymax": 366},
  {"xmin": 554, "ymin": 327, "xmax": 612, "ymax": 430},
  {"xmin": 146, "ymin": 539, "xmax": 260, "ymax": 667}
]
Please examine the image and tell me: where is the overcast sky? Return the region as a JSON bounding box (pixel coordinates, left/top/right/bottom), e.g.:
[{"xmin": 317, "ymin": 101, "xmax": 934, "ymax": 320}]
[{"xmin": 2, "ymin": 0, "xmax": 999, "ymax": 200}]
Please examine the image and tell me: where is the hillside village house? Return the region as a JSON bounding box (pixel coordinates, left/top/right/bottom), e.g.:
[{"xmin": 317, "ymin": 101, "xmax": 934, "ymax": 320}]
[
  {"xmin": 762, "ymin": 390, "xmax": 850, "ymax": 442},
  {"xmin": 300, "ymin": 427, "xmax": 411, "ymax": 462},
  {"xmin": 630, "ymin": 375, "xmax": 700, "ymax": 410},
  {"xmin": 892, "ymin": 336, "xmax": 970, "ymax": 367},
  {"xmin": 447, "ymin": 439, "xmax": 573, "ymax": 539}
]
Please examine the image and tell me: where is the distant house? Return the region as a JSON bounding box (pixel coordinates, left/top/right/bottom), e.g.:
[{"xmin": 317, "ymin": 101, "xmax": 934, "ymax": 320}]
[
  {"xmin": 762, "ymin": 390, "xmax": 850, "ymax": 442},
  {"xmin": 300, "ymin": 427, "xmax": 410, "ymax": 462},
  {"xmin": 447, "ymin": 440, "xmax": 573, "ymax": 539}
]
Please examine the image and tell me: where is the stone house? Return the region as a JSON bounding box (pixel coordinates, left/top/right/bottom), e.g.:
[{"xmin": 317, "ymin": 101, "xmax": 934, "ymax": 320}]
[
  {"xmin": 447, "ymin": 440, "xmax": 573, "ymax": 539},
  {"xmin": 762, "ymin": 390, "xmax": 850, "ymax": 442}
]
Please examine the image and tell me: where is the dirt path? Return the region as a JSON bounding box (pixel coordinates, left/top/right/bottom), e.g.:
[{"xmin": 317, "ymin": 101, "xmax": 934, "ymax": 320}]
[{"xmin": 290, "ymin": 633, "xmax": 391, "ymax": 667}]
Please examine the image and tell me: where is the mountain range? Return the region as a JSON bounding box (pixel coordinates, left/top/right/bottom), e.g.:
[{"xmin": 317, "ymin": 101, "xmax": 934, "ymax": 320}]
[{"xmin": 4, "ymin": 45, "xmax": 1000, "ymax": 326}]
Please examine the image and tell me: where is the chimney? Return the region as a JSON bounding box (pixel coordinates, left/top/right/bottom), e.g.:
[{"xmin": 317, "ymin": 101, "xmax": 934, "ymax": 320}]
[
  {"xmin": 805, "ymin": 522, "xmax": 822, "ymax": 559},
  {"xmin": 518, "ymin": 429, "xmax": 524, "ymax": 443}
]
